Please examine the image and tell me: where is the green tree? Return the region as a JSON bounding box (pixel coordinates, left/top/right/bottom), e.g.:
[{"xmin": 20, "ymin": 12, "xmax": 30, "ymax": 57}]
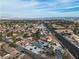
[
  {"xmin": 9, "ymin": 42, "xmax": 14, "ymax": 47},
  {"xmin": 34, "ymin": 30, "xmax": 41, "ymax": 40},
  {"xmin": 0, "ymin": 32, "xmax": 3, "ymax": 42},
  {"xmin": 12, "ymin": 36, "xmax": 16, "ymax": 43},
  {"xmin": 23, "ymin": 33, "xmax": 28, "ymax": 38},
  {"xmin": 7, "ymin": 31, "xmax": 13, "ymax": 37}
]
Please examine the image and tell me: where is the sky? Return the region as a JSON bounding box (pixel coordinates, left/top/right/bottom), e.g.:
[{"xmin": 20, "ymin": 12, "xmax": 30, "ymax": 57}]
[{"xmin": 0, "ymin": 0, "xmax": 79, "ymax": 18}]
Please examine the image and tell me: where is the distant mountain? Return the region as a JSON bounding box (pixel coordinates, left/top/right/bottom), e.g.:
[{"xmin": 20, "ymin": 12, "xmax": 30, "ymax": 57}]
[{"xmin": 0, "ymin": 17, "xmax": 79, "ymax": 20}]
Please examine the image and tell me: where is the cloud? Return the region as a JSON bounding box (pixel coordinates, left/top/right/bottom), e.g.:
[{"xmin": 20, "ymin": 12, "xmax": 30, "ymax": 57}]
[
  {"xmin": 0, "ymin": 0, "xmax": 79, "ymax": 18},
  {"xmin": 60, "ymin": 0, "xmax": 77, "ymax": 3}
]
